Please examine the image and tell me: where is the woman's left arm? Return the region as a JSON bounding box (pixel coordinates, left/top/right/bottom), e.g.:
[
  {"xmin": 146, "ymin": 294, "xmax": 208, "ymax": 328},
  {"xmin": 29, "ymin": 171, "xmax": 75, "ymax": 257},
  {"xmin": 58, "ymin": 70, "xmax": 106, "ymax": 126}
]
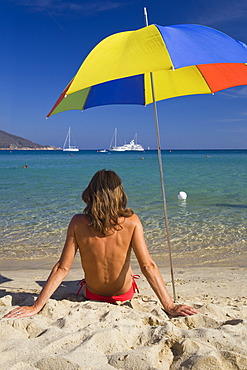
[{"xmin": 3, "ymin": 216, "xmax": 79, "ymax": 319}]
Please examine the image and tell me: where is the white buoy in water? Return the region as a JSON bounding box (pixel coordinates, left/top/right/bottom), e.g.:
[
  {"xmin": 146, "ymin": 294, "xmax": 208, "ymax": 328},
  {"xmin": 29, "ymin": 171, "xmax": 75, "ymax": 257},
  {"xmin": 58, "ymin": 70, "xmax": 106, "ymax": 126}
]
[{"xmin": 178, "ymin": 191, "xmax": 187, "ymax": 200}]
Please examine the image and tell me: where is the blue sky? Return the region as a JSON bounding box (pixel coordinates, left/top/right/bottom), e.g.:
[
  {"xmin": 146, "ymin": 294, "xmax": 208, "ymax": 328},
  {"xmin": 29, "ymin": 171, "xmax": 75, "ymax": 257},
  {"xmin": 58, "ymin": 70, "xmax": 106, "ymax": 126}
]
[{"xmin": 1, "ymin": 0, "xmax": 247, "ymax": 149}]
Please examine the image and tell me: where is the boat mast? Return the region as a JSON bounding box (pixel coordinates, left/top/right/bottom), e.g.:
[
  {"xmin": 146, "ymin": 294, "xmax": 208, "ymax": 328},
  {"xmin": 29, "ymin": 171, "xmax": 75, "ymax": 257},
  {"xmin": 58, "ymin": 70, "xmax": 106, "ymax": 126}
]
[
  {"xmin": 68, "ymin": 127, "xmax": 71, "ymax": 149},
  {"xmin": 63, "ymin": 129, "xmax": 69, "ymax": 150}
]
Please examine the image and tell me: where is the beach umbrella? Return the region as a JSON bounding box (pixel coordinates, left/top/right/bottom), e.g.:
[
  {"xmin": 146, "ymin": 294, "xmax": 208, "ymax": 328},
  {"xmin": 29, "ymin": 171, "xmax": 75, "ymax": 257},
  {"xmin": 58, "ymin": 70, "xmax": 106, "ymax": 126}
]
[{"xmin": 47, "ymin": 9, "xmax": 247, "ymax": 300}]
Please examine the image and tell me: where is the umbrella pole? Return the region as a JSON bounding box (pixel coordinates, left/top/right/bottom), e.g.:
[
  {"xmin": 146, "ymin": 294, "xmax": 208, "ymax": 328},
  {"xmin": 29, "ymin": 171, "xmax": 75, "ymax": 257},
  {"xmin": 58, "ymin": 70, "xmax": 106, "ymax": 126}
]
[
  {"xmin": 149, "ymin": 73, "xmax": 176, "ymax": 302},
  {"xmin": 143, "ymin": 8, "xmax": 176, "ymax": 302}
]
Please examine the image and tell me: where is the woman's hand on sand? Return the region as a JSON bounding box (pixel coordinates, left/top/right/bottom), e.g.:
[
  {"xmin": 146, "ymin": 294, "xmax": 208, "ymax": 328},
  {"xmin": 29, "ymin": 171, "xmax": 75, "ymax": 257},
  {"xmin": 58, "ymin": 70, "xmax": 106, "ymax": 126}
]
[
  {"xmin": 3, "ymin": 305, "xmax": 40, "ymax": 319},
  {"xmin": 164, "ymin": 304, "xmax": 199, "ymax": 317}
]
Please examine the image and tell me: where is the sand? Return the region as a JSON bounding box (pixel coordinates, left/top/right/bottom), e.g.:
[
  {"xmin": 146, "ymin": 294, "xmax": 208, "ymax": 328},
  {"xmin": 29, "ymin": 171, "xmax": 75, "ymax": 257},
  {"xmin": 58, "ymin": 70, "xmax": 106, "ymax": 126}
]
[{"xmin": 0, "ymin": 265, "xmax": 247, "ymax": 369}]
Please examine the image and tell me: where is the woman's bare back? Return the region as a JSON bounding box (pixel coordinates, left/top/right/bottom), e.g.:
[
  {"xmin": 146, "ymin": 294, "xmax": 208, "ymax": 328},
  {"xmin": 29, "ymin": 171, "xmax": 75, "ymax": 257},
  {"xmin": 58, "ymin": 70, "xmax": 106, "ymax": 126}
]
[{"xmin": 73, "ymin": 214, "xmax": 138, "ymax": 296}]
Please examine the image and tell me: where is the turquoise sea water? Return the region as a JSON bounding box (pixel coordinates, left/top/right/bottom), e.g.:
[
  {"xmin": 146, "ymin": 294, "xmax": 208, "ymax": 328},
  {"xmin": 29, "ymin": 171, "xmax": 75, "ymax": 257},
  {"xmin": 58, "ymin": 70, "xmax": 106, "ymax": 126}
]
[{"xmin": 0, "ymin": 150, "xmax": 246, "ymax": 267}]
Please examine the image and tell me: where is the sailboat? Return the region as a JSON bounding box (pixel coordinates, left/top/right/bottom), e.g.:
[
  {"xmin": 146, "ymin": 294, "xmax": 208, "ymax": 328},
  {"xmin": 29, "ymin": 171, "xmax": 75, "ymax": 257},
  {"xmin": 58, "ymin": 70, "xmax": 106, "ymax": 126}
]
[
  {"xmin": 63, "ymin": 127, "xmax": 79, "ymax": 152},
  {"xmin": 109, "ymin": 128, "xmax": 126, "ymax": 151}
]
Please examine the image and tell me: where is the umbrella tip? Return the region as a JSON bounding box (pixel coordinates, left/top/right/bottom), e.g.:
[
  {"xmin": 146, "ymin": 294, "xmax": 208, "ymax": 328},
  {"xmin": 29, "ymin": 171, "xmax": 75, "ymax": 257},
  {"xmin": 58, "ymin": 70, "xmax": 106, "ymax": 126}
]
[{"xmin": 144, "ymin": 7, "xmax": 149, "ymax": 27}]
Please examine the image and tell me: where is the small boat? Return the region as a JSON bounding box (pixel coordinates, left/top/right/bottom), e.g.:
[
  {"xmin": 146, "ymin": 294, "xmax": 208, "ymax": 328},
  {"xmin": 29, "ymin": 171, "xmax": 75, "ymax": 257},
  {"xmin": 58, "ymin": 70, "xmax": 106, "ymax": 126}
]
[
  {"xmin": 63, "ymin": 127, "xmax": 79, "ymax": 152},
  {"xmin": 97, "ymin": 149, "xmax": 108, "ymax": 153}
]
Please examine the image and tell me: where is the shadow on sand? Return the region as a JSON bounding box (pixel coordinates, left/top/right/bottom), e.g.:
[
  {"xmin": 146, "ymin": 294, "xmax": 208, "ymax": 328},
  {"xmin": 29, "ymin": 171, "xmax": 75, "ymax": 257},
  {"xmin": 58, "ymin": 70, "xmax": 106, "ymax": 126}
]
[{"xmin": 0, "ymin": 277, "xmax": 85, "ymax": 307}]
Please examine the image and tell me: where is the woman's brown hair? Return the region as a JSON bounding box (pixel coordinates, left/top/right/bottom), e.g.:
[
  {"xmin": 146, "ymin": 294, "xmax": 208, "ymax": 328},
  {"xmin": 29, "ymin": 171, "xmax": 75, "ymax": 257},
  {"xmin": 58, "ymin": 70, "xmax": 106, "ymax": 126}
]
[{"xmin": 82, "ymin": 169, "xmax": 133, "ymax": 235}]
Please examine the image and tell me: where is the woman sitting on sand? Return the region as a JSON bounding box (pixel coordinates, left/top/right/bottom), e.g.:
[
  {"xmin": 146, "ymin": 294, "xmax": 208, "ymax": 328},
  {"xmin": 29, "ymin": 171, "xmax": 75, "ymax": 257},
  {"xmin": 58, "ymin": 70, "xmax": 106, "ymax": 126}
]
[{"xmin": 4, "ymin": 169, "xmax": 198, "ymax": 319}]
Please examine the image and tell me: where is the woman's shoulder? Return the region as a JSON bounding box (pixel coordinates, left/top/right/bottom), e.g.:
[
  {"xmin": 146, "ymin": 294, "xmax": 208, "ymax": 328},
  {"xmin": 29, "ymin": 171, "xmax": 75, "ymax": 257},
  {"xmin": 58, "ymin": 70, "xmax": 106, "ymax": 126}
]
[
  {"xmin": 70, "ymin": 213, "xmax": 91, "ymax": 225},
  {"xmin": 125, "ymin": 213, "xmax": 141, "ymax": 225}
]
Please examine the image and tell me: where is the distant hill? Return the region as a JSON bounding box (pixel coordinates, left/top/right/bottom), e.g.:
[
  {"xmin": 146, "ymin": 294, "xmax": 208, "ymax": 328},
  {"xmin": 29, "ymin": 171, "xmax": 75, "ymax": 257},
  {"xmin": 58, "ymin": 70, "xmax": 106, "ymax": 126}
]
[{"xmin": 0, "ymin": 129, "xmax": 59, "ymax": 150}]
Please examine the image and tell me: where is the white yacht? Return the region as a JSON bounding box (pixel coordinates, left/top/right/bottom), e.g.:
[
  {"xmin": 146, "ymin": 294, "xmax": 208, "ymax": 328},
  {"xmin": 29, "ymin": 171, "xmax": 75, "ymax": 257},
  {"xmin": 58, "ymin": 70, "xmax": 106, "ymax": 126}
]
[
  {"xmin": 122, "ymin": 134, "xmax": 144, "ymax": 152},
  {"xmin": 63, "ymin": 127, "xmax": 79, "ymax": 152},
  {"xmin": 109, "ymin": 129, "xmax": 144, "ymax": 152}
]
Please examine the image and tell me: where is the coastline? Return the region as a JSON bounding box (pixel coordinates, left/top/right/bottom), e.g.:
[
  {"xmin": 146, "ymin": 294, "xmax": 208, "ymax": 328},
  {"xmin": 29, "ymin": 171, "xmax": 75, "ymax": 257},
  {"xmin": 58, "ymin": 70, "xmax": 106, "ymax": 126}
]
[
  {"xmin": 0, "ymin": 147, "xmax": 61, "ymax": 150},
  {"xmin": 1, "ymin": 250, "xmax": 246, "ymax": 271},
  {"xmin": 1, "ymin": 264, "xmax": 246, "ymax": 369}
]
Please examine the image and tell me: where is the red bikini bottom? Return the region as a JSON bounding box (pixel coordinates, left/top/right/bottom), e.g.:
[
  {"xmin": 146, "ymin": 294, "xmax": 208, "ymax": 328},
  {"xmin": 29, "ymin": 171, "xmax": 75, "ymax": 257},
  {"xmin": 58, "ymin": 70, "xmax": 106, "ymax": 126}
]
[{"xmin": 76, "ymin": 275, "xmax": 140, "ymax": 303}]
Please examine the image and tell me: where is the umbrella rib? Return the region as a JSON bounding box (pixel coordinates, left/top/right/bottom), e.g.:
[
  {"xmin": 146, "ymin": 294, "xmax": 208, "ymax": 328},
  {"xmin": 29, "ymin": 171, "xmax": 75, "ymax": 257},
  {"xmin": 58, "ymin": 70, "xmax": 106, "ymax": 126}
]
[
  {"xmin": 82, "ymin": 86, "xmax": 92, "ymax": 110},
  {"xmin": 196, "ymin": 65, "xmax": 213, "ymax": 93}
]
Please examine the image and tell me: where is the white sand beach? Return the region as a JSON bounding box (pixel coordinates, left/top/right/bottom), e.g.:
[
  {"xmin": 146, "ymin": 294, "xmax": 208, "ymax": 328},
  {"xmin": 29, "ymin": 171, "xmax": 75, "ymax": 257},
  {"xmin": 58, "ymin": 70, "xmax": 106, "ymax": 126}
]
[{"xmin": 1, "ymin": 264, "xmax": 247, "ymax": 369}]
